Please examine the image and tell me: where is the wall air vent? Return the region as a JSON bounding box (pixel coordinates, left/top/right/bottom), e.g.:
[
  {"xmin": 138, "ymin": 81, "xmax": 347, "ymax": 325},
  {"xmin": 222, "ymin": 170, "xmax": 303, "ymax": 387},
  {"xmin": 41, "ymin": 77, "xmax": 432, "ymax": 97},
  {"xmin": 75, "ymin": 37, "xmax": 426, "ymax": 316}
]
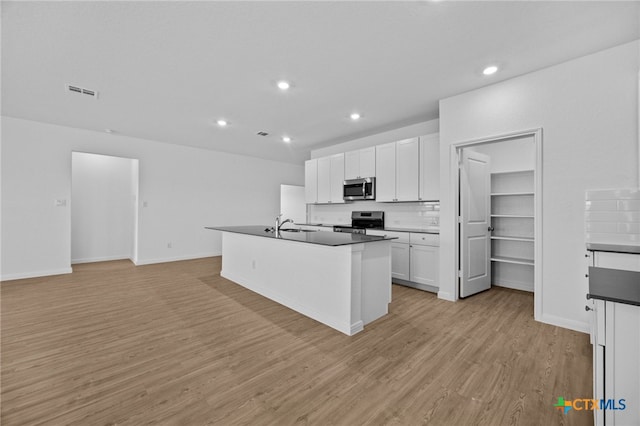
[
  {"xmin": 66, "ymin": 84, "xmax": 98, "ymax": 99},
  {"xmin": 256, "ymin": 131, "xmax": 269, "ymax": 136}
]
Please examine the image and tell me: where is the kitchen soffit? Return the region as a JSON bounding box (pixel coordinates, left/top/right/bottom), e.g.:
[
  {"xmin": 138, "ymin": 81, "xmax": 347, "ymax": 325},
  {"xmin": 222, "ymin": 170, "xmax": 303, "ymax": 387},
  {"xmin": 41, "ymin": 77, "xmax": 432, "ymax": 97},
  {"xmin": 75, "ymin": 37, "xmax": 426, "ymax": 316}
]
[{"xmin": 2, "ymin": 1, "xmax": 638, "ymax": 164}]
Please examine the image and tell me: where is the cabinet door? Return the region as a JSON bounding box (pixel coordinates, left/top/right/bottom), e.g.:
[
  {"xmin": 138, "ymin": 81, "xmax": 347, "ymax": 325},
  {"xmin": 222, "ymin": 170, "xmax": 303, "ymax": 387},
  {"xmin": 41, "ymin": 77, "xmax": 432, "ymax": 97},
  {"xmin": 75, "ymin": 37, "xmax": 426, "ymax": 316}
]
[
  {"xmin": 304, "ymin": 159, "xmax": 318, "ymax": 204},
  {"xmin": 376, "ymin": 142, "xmax": 396, "ymax": 202},
  {"xmin": 317, "ymin": 156, "xmax": 331, "ymax": 203},
  {"xmin": 396, "ymin": 138, "xmax": 419, "ymax": 201},
  {"xmin": 410, "ymin": 244, "xmax": 439, "ymax": 286},
  {"xmin": 391, "ymin": 242, "xmax": 410, "ymax": 280},
  {"xmin": 359, "ymin": 147, "xmax": 376, "ymax": 178},
  {"xmin": 419, "ymin": 134, "xmax": 440, "ymax": 201},
  {"xmin": 344, "ymin": 150, "xmax": 360, "ymax": 180},
  {"xmin": 329, "ymin": 153, "xmax": 345, "ymax": 203}
]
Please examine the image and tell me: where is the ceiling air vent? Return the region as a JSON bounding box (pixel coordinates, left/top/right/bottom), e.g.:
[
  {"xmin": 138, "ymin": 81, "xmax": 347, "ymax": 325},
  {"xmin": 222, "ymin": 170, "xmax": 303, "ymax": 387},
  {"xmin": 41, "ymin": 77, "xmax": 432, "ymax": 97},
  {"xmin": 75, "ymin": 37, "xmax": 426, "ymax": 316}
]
[
  {"xmin": 256, "ymin": 131, "xmax": 269, "ymax": 137},
  {"xmin": 66, "ymin": 84, "xmax": 98, "ymax": 99}
]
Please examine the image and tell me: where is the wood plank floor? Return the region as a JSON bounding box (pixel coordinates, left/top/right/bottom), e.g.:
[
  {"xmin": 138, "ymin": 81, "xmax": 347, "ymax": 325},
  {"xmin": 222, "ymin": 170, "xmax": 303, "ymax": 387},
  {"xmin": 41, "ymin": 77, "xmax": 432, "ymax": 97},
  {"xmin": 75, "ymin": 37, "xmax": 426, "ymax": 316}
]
[{"xmin": 2, "ymin": 258, "xmax": 592, "ymax": 425}]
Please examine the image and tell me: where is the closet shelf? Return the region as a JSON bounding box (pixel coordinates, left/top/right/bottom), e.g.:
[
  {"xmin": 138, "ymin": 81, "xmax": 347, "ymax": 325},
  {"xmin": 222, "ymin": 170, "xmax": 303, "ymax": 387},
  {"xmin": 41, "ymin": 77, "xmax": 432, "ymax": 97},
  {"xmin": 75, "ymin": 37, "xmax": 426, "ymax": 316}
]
[
  {"xmin": 491, "ymin": 236, "xmax": 534, "ymax": 242},
  {"xmin": 491, "ymin": 256, "xmax": 534, "ymax": 266},
  {"xmin": 491, "ymin": 214, "xmax": 534, "ymax": 218},
  {"xmin": 491, "ymin": 192, "xmax": 534, "ymax": 196}
]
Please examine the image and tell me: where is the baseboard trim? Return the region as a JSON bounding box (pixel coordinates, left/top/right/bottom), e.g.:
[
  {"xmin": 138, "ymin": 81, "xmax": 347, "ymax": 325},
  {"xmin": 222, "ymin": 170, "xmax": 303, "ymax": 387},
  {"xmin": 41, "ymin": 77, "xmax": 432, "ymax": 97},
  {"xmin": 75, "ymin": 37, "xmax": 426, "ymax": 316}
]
[
  {"xmin": 133, "ymin": 252, "xmax": 221, "ymax": 266},
  {"xmin": 1, "ymin": 267, "xmax": 73, "ymax": 282},
  {"xmin": 71, "ymin": 255, "xmax": 130, "ymax": 265},
  {"xmin": 437, "ymin": 290, "xmax": 456, "ymax": 301},
  {"xmin": 538, "ymin": 312, "xmax": 589, "ymax": 334}
]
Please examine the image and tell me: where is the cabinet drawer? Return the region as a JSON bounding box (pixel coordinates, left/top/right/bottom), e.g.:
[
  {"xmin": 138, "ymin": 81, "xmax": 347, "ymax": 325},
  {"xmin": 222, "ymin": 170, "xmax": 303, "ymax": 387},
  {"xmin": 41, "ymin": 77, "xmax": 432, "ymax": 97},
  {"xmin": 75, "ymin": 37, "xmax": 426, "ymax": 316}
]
[
  {"xmin": 410, "ymin": 233, "xmax": 439, "ymax": 246},
  {"xmin": 367, "ymin": 230, "xmax": 409, "ymax": 244}
]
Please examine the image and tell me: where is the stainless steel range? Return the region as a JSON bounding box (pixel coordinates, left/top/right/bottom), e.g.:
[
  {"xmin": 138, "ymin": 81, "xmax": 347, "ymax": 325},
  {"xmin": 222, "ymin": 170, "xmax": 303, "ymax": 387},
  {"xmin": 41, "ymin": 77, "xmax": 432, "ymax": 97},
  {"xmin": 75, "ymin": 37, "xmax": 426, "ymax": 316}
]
[{"xmin": 333, "ymin": 211, "xmax": 384, "ymax": 234}]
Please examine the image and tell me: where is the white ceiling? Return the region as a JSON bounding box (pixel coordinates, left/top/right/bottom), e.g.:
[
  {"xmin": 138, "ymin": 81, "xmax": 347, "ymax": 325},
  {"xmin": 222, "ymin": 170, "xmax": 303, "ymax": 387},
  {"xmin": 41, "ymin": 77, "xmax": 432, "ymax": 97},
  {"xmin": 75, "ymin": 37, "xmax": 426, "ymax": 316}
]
[{"xmin": 2, "ymin": 1, "xmax": 639, "ymax": 164}]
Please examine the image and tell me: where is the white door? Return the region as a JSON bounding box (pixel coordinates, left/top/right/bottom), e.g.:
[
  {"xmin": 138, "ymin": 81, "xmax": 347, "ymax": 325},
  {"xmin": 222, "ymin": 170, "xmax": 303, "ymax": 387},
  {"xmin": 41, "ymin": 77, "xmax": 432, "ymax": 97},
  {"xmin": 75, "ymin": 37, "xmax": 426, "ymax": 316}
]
[{"xmin": 459, "ymin": 150, "xmax": 491, "ymax": 298}]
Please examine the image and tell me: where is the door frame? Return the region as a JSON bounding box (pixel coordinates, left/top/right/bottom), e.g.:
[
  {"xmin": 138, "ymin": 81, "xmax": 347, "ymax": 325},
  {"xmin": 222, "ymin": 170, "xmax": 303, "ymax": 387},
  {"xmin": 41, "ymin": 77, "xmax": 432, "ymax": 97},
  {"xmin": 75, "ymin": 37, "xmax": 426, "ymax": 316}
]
[
  {"xmin": 451, "ymin": 128, "xmax": 543, "ymax": 320},
  {"xmin": 70, "ymin": 151, "xmax": 140, "ymax": 265}
]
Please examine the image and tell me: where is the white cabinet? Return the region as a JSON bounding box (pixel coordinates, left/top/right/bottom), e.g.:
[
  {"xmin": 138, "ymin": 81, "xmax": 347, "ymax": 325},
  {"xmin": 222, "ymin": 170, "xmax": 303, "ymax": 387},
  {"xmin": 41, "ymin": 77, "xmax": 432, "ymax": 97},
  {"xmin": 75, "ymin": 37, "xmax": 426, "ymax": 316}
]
[
  {"xmin": 588, "ymin": 251, "xmax": 640, "ymax": 426},
  {"xmin": 375, "ymin": 142, "xmax": 396, "ymax": 202},
  {"xmin": 304, "ymin": 159, "xmax": 318, "ymax": 204},
  {"xmin": 391, "ymin": 243, "xmax": 410, "ymax": 281},
  {"xmin": 375, "ymin": 138, "xmax": 419, "ymax": 202},
  {"xmin": 344, "ymin": 147, "xmax": 376, "ymax": 180},
  {"xmin": 409, "ymin": 233, "xmax": 440, "ymax": 286},
  {"xmin": 419, "ymin": 133, "xmax": 439, "ymax": 201},
  {"xmin": 367, "ymin": 230, "xmax": 439, "ymax": 290},
  {"xmin": 307, "ymin": 154, "xmax": 345, "ymax": 204},
  {"xmin": 396, "ymin": 138, "xmax": 419, "ymax": 201}
]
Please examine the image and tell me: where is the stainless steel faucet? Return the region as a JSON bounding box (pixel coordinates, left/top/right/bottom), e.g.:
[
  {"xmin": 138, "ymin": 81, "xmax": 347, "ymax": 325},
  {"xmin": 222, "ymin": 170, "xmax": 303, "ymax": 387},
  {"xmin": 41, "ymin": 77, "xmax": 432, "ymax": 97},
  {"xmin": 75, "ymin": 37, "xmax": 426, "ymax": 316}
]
[{"xmin": 275, "ymin": 214, "xmax": 293, "ymax": 231}]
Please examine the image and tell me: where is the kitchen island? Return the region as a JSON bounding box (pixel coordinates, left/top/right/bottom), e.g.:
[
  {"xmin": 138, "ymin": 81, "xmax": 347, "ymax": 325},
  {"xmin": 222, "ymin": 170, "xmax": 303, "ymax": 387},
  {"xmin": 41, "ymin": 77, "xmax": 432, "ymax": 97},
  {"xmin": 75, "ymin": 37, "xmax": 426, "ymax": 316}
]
[{"xmin": 206, "ymin": 226, "xmax": 395, "ymax": 335}]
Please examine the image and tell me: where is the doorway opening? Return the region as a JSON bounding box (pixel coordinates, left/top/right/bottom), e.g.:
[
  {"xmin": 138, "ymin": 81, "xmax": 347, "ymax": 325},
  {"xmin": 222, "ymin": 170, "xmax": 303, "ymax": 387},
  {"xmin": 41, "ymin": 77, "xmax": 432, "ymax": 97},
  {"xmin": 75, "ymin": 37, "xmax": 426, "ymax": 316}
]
[
  {"xmin": 71, "ymin": 152, "xmax": 139, "ymax": 265},
  {"xmin": 455, "ymin": 129, "xmax": 542, "ymax": 320}
]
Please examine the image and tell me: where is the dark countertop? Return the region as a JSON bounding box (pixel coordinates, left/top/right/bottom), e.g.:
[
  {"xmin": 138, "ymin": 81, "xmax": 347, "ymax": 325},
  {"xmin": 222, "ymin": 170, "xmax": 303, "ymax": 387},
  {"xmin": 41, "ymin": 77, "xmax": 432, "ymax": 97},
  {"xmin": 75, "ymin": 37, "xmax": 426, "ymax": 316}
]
[
  {"xmin": 588, "ymin": 266, "xmax": 640, "ymax": 307},
  {"xmin": 295, "ymin": 223, "xmax": 440, "ymax": 235},
  {"xmin": 586, "ymin": 243, "xmax": 640, "ymax": 255},
  {"xmin": 206, "ymin": 225, "xmax": 397, "ymax": 247}
]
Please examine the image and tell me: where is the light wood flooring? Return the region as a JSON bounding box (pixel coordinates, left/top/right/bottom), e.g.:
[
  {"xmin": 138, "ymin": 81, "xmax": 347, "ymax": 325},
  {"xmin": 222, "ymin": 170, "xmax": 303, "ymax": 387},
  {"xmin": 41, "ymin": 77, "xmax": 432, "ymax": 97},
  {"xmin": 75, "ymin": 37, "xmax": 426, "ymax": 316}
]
[{"xmin": 2, "ymin": 258, "xmax": 592, "ymax": 425}]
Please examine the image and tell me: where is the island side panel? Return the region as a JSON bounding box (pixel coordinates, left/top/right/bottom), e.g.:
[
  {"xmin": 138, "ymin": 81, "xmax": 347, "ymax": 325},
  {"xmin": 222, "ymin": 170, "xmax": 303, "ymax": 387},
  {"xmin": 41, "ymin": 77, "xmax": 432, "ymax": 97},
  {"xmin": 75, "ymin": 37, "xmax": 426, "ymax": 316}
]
[
  {"xmin": 220, "ymin": 232, "xmax": 355, "ymax": 335},
  {"xmin": 359, "ymin": 241, "xmax": 392, "ymax": 325}
]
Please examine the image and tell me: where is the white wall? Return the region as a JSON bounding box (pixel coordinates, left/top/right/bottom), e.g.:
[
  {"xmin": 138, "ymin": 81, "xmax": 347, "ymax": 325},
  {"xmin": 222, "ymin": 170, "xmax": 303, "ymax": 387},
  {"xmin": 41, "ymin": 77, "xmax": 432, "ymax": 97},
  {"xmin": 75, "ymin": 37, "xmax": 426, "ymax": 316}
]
[
  {"xmin": 280, "ymin": 184, "xmax": 306, "ymax": 224},
  {"xmin": 1, "ymin": 117, "xmax": 304, "ymax": 280},
  {"xmin": 466, "ymin": 136, "xmax": 535, "ymax": 174},
  {"xmin": 439, "ymin": 40, "xmax": 639, "ymax": 332},
  {"xmin": 71, "ymin": 152, "xmax": 137, "ymax": 264},
  {"xmin": 311, "ymin": 119, "xmax": 439, "ymax": 158}
]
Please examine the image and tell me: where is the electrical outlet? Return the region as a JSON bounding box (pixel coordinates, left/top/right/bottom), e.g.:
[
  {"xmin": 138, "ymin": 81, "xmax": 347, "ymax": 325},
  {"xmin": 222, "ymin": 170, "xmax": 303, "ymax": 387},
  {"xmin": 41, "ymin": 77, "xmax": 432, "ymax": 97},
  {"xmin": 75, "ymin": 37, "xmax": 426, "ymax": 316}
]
[{"xmin": 167, "ymin": 242, "xmax": 172, "ymax": 249}]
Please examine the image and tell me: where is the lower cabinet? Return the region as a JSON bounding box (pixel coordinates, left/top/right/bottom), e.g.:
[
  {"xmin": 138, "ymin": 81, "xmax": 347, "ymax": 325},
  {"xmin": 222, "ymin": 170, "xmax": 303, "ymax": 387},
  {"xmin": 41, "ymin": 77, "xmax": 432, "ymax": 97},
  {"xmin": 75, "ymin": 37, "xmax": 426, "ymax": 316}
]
[
  {"xmin": 410, "ymin": 244, "xmax": 438, "ymax": 286},
  {"xmin": 588, "ymin": 250, "xmax": 640, "ymax": 426},
  {"xmin": 368, "ymin": 230, "xmax": 439, "ymax": 292},
  {"xmin": 391, "ymin": 242, "xmax": 410, "ymax": 281}
]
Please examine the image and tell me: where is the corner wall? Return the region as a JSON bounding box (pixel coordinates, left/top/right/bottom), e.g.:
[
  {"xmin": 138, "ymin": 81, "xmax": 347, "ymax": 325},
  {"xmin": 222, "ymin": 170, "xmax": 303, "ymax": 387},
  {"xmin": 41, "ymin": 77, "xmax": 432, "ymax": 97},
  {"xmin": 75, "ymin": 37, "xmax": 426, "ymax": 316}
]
[
  {"xmin": 0, "ymin": 117, "xmax": 304, "ymax": 280},
  {"xmin": 438, "ymin": 40, "xmax": 639, "ymax": 332}
]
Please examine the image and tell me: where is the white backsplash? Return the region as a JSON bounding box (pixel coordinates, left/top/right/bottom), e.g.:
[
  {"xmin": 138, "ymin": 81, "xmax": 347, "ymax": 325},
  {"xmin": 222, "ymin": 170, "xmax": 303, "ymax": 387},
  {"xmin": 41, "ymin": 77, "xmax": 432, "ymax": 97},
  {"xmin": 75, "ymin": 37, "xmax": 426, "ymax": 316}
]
[
  {"xmin": 585, "ymin": 188, "xmax": 640, "ymax": 245},
  {"xmin": 308, "ymin": 201, "xmax": 440, "ymax": 231}
]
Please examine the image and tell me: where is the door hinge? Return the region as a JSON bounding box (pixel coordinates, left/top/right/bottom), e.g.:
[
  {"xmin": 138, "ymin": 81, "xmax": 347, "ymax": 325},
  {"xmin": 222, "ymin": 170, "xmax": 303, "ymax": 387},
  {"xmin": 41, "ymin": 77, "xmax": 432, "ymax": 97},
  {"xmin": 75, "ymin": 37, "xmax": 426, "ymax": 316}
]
[{"xmin": 458, "ymin": 270, "xmax": 463, "ymax": 278}]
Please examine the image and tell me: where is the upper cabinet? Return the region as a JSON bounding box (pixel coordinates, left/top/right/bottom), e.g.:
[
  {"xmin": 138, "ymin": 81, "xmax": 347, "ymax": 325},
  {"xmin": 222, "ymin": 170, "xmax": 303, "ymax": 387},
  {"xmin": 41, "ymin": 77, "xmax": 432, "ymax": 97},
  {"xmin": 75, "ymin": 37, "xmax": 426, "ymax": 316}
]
[
  {"xmin": 305, "ymin": 132, "xmax": 439, "ymax": 205},
  {"xmin": 376, "ymin": 138, "xmax": 419, "ymax": 202},
  {"xmin": 419, "ymin": 134, "xmax": 440, "ymax": 201},
  {"xmin": 307, "ymin": 153, "xmax": 345, "ymax": 204},
  {"xmin": 305, "ymin": 159, "xmax": 318, "ymax": 204},
  {"xmin": 344, "ymin": 147, "xmax": 376, "ymax": 180}
]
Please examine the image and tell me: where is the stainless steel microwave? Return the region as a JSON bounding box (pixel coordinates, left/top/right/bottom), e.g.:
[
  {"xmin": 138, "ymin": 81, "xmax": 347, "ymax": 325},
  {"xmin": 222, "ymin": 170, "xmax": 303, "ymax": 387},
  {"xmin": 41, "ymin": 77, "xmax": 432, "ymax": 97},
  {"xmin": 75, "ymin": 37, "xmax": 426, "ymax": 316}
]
[{"xmin": 343, "ymin": 177, "xmax": 376, "ymax": 201}]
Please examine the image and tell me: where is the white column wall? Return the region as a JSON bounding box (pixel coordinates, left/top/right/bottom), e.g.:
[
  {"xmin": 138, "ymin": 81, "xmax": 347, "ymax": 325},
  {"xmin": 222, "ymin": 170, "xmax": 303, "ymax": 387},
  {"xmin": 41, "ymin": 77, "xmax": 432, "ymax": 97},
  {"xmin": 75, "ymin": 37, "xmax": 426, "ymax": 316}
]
[
  {"xmin": 438, "ymin": 41, "xmax": 639, "ymax": 332},
  {"xmin": 71, "ymin": 152, "xmax": 137, "ymax": 264},
  {"xmin": 1, "ymin": 117, "xmax": 304, "ymax": 280}
]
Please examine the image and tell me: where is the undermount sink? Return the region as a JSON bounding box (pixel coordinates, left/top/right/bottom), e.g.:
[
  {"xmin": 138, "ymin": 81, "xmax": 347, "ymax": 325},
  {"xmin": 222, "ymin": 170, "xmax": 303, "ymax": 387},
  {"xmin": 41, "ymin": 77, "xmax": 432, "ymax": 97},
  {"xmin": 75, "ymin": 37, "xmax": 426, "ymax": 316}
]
[{"xmin": 280, "ymin": 228, "xmax": 315, "ymax": 233}]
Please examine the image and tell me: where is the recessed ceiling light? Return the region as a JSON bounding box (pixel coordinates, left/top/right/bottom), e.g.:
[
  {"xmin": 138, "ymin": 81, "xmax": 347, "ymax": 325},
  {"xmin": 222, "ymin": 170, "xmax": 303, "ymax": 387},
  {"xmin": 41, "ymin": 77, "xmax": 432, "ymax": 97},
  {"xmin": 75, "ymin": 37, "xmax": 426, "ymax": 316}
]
[
  {"xmin": 350, "ymin": 113, "xmax": 361, "ymax": 121},
  {"xmin": 277, "ymin": 81, "xmax": 291, "ymax": 90},
  {"xmin": 483, "ymin": 65, "xmax": 499, "ymax": 76},
  {"xmin": 282, "ymin": 136, "xmax": 292, "ymax": 143},
  {"xmin": 216, "ymin": 119, "xmax": 228, "ymax": 127}
]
